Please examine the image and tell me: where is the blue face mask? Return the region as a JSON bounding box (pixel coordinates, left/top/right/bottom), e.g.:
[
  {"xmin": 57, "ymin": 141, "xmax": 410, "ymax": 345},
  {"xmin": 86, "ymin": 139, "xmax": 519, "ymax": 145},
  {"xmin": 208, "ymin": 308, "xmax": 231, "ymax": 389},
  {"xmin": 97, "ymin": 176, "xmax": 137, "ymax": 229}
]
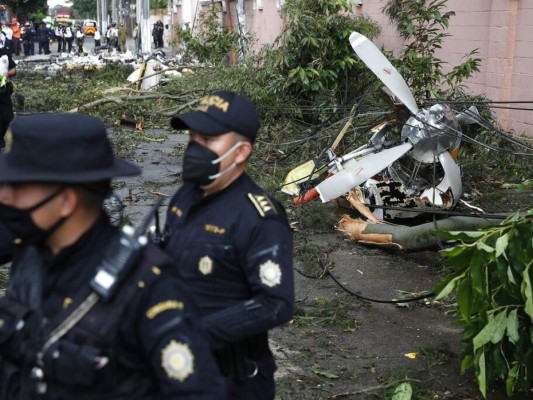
[
  {"xmin": 182, "ymin": 141, "xmax": 241, "ymax": 186},
  {"xmin": 0, "ymin": 187, "xmax": 66, "ymax": 245}
]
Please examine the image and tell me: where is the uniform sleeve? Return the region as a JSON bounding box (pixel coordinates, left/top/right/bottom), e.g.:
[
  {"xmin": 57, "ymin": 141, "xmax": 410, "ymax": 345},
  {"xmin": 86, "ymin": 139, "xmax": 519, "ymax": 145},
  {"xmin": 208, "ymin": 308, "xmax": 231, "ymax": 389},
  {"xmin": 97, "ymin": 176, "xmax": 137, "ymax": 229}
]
[
  {"xmin": 202, "ymin": 217, "xmax": 294, "ymax": 349},
  {"xmin": 133, "ymin": 274, "xmax": 226, "ymax": 399}
]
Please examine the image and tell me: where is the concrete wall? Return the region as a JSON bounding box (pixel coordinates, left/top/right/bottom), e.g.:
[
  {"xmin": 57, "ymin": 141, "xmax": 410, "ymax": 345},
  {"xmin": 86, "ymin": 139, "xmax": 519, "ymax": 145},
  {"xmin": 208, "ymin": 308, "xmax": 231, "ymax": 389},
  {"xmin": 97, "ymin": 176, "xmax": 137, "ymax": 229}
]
[{"xmin": 172, "ymin": 0, "xmax": 533, "ymax": 135}]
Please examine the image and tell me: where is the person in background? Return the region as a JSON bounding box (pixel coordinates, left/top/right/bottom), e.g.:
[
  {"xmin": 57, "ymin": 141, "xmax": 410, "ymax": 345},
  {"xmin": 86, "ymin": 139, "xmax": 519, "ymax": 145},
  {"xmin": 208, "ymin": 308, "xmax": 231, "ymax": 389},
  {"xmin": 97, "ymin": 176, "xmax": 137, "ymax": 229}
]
[
  {"xmin": 132, "ymin": 22, "xmax": 140, "ymax": 53},
  {"xmin": 0, "ymin": 23, "xmax": 7, "ymax": 50},
  {"xmin": 64, "ymin": 22, "xmax": 73, "ymax": 53},
  {"xmin": 0, "ymin": 40, "xmax": 15, "ymax": 149},
  {"xmin": 2, "ymin": 22, "xmax": 13, "ymax": 51},
  {"xmin": 11, "ymin": 22, "xmax": 20, "ymax": 56},
  {"xmin": 108, "ymin": 22, "xmax": 118, "ymax": 49},
  {"xmin": 93, "ymin": 26, "xmax": 101, "ymax": 48},
  {"xmin": 54, "ymin": 22, "xmax": 64, "ymax": 52},
  {"xmin": 36, "ymin": 21, "xmax": 50, "ymax": 55},
  {"xmin": 76, "ymin": 26, "xmax": 84, "ymax": 53},
  {"xmin": 118, "ymin": 23, "xmax": 127, "ymax": 53},
  {"xmin": 163, "ymin": 91, "xmax": 294, "ymax": 400},
  {"xmin": 0, "ymin": 113, "xmax": 226, "ymax": 399},
  {"xmin": 21, "ymin": 22, "xmax": 34, "ymax": 56}
]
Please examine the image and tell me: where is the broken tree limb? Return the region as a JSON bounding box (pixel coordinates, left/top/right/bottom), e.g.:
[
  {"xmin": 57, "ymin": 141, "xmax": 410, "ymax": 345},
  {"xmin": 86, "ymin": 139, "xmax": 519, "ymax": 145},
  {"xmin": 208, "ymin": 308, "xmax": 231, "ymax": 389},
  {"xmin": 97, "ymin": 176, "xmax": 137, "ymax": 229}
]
[
  {"xmin": 68, "ymin": 93, "xmax": 193, "ymax": 113},
  {"xmin": 158, "ymin": 98, "xmax": 202, "ymax": 117},
  {"xmin": 337, "ymin": 215, "xmax": 504, "ymax": 251},
  {"xmin": 346, "ymin": 190, "xmax": 382, "ymax": 223},
  {"xmin": 69, "ymin": 96, "xmax": 124, "ymax": 113}
]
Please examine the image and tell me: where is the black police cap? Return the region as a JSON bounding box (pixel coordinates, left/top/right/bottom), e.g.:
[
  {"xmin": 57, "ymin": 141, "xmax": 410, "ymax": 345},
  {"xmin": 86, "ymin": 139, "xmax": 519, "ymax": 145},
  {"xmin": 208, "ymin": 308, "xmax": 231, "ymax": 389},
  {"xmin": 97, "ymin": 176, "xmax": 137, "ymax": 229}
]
[
  {"xmin": 170, "ymin": 91, "xmax": 259, "ymax": 142},
  {"xmin": 0, "ymin": 113, "xmax": 140, "ymax": 183}
]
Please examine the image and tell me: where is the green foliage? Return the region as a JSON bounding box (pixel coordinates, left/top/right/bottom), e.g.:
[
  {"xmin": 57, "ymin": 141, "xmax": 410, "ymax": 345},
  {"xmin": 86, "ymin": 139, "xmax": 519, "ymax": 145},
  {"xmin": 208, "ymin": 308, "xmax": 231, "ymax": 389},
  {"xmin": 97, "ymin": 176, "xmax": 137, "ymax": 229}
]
[
  {"xmin": 274, "ymin": 0, "xmax": 381, "ymax": 101},
  {"xmin": 151, "ymin": 0, "xmax": 167, "ymax": 10},
  {"xmin": 5, "ymin": 0, "xmax": 47, "ymax": 23},
  {"xmin": 70, "ymin": 0, "xmax": 97, "ymax": 19},
  {"xmin": 434, "ymin": 210, "xmax": 533, "ymax": 397},
  {"xmin": 383, "ymin": 0, "xmax": 481, "ymax": 99},
  {"xmin": 172, "ymin": 2, "xmax": 245, "ymax": 65}
]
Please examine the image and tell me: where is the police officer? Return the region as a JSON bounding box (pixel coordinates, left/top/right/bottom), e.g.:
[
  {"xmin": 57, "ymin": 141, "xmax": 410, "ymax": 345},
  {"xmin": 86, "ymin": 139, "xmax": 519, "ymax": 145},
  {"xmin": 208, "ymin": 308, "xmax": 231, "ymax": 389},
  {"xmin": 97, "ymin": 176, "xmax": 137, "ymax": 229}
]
[
  {"xmin": 21, "ymin": 22, "xmax": 35, "ymax": 56},
  {"xmin": 36, "ymin": 21, "xmax": 50, "ymax": 55},
  {"xmin": 164, "ymin": 91, "xmax": 294, "ymax": 399},
  {"xmin": 0, "ymin": 42, "xmax": 15, "ymax": 149},
  {"xmin": 0, "ymin": 113, "xmax": 225, "ymax": 399}
]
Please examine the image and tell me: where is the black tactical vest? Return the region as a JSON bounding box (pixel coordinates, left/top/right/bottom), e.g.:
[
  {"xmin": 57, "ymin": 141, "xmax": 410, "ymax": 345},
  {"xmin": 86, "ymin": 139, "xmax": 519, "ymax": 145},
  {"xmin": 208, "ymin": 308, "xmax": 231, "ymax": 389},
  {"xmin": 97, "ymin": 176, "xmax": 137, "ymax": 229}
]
[{"xmin": 0, "ymin": 242, "xmax": 170, "ymax": 400}]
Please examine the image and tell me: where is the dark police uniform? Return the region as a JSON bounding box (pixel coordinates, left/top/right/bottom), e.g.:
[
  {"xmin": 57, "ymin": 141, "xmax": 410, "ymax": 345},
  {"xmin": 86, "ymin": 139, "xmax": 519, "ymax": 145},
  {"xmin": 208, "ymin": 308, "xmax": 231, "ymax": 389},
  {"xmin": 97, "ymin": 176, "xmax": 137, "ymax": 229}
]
[
  {"xmin": 0, "ymin": 215, "xmax": 225, "ymax": 399},
  {"xmin": 163, "ymin": 172, "xmax": 294, "ymax": 399},
  {"xmin": 0, "ymin": 113, "xmax": 225, "ymax": 399}
]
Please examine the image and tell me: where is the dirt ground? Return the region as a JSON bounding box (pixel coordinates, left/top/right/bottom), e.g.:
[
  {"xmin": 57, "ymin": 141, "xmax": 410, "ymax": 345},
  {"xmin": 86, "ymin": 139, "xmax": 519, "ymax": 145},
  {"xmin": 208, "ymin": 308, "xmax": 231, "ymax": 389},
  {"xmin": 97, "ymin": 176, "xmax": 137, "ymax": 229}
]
[{"xmin": 112, "ymin": 128, "xmax": 531, "ymax": 400}]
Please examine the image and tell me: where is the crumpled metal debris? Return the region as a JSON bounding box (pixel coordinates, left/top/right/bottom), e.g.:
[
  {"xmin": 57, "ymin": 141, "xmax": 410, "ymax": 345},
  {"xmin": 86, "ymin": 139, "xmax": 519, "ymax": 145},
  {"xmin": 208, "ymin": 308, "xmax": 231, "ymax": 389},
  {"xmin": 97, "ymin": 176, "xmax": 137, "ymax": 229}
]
[{"xmin": 15, "ymin": 48, "xmax": 185, "ymax": 87}]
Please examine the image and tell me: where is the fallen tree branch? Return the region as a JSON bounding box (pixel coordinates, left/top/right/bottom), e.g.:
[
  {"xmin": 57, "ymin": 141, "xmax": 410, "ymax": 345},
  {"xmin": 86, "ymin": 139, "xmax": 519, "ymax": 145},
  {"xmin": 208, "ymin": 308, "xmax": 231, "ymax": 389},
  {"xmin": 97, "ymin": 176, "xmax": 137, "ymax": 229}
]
[
  {"xmin": 68, "ymin": 93, "xmax": 195, "ymax": 113},
  {"xmin": 69, "ymin": 96, "xmax": 124, "ymax": 113},
  {"xmin": 337, "ymin": 215, "xmax": 505, "ymax": 251},
  {"xmin": 158, "ymin": 98, "xmax": 202, "ymax": 117}
]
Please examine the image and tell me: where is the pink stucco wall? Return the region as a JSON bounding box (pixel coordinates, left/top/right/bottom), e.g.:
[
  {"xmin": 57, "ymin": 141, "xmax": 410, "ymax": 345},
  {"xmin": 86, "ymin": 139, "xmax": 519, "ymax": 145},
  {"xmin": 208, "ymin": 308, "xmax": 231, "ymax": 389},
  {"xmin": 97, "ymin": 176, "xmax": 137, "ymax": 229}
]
[
  {"xmin": 356, "ymin": 0, "xmax": 533, "ymax": 135},
  {"xmin": 172, "ymin": 1, "xmax": 533, "ymax": 135}
]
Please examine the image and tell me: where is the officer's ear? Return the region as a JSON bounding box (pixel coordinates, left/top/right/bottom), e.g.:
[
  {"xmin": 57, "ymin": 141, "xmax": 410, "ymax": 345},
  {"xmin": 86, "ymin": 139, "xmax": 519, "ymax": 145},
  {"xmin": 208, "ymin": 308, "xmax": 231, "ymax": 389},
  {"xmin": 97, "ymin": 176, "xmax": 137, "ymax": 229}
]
[
  {"xmin": 235, "ymin": 140, "xmax": 252, "ymax": 165},
  {"xmin": 57, "ymin": 186, "xmax": 80, "ymax": 217}
]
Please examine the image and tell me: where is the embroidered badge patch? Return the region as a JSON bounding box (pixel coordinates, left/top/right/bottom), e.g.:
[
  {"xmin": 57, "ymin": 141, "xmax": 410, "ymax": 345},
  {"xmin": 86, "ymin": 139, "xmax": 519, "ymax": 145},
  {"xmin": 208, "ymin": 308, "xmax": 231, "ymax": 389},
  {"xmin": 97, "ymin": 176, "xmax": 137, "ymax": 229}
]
[
  {"xmin": 146, "ymin": 300, "xmax": 185, "ymax": 319},
  {"xmin": 161, "ymin": 340, "xmax": 195, "ymax": 381},
  {"xmin": 259, "ymin": 260, "xmax": 282, "ymax": 287},
  {"xmin": 247, "ymin": 193, "xmax": 278, "ymax": 218},
  {"xmin": 199, "ymin": 255, "xmax": 213, "ymax": 275}
]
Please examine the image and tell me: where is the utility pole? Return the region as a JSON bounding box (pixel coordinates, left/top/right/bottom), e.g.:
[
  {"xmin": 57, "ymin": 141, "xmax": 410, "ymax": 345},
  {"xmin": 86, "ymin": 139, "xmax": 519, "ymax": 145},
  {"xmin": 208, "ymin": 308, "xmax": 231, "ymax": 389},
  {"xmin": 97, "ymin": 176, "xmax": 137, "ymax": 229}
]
[
  {"xmin": 97, "ymin": 0, "xmax": 101, "ymax": 29},
  {"xmin": 100, "ymin": 0, "xmax": 108, "ymax": 34},
  {"xmin": 140, "ymin": 0, "xmax": 152, "ymax": 54},
  {"xmin": 167, "ymin": 0, "xmax": 173, "ymax": 43},
  {"xmin": 111, "ymin": 0, "xmax": 117, "ymax": 23}
]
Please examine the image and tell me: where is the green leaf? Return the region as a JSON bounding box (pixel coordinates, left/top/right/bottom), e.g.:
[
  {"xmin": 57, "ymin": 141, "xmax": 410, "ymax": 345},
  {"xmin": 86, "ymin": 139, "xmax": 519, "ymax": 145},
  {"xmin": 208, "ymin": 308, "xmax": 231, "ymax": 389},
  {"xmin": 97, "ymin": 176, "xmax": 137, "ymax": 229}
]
[
  {"xmin": 456, "ymin": 278, "xmax": 472, "ymax": 322},
  {"xmin": 476, "ymin": 351, "xmax": 487, "ymax": 398},
  {"xmin": 461, "ymin": 354, "xmax": 474, "ymax": 374},
  {"xmin": 476, "ymin": 241, "xmax": 494, "ymax": 253},
  {"xmin": 435, "ymin": 272, "xmax": 464, "ymax": 300},
  {"xmin": 473, "ymin": 315, "xmax": 498, "ymax": 352},
  {"xmin": 311, "ymin": 364, "xmax": 339, "ymax": 379},
  {"xmin": 490, "ymin": 310, "xmax": 508, "ymax": 344},
  {"xmin": 506, "ymin": 309, "xmax": 520, "ymax": 344},
  {"xmin": 521, "ymin": 264, "xmax": 533, "ymax": 319},
  {"xmin": 392, "ymin": 382, "xmax": 412, "ymax": 400},
  {"xmin": 495, "ymin": 233, "xmax": 509, "ymax": 258},
  {"xmin": 472, "ymin": 257, "xmax": 487, "ymax": 298},
  {"xmin": 507, "ymin": 266, "xmax": 516, "ymax": 285},
  {"xmin": 506, "ymin": 364, "xmax": 519, "ymax": 396}
]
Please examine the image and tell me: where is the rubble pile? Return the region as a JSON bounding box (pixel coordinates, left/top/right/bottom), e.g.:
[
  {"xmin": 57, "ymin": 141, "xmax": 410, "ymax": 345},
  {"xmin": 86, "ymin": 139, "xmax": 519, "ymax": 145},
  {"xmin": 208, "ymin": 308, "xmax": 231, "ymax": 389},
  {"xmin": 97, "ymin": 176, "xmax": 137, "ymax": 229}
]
[{"xmin": 15, "ymin": 49, "xmax": 187, "ymax": 86}]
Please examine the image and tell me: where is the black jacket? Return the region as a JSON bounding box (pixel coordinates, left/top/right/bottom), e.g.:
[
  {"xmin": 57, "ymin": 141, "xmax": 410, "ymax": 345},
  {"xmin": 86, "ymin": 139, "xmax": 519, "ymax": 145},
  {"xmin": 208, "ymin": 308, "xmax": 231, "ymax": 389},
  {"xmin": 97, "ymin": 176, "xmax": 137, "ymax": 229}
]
[{"xmin": 0, "ymin": 214, "xmax": 226, "ymax": 399}]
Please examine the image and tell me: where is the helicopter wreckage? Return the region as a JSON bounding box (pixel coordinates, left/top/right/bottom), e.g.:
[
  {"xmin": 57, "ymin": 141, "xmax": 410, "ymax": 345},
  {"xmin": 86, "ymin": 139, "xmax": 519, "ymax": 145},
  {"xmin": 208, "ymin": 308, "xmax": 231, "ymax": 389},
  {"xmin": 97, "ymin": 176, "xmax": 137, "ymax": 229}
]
[{"xmin": 281, "ymin": 32, "xmax": 521, "ymax": 251}]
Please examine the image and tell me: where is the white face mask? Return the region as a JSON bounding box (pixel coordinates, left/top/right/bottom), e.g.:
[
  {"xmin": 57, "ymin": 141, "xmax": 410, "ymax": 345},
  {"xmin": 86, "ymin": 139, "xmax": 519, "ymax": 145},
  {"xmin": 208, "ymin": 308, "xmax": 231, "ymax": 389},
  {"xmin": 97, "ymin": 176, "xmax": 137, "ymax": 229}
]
[
  {"xmin": 208, "ymin": 141, "xmax": 242, "ymax": 180},
  {"xmin": 182, "ymin": 140, "xmax": 243, "ymax": 186}
]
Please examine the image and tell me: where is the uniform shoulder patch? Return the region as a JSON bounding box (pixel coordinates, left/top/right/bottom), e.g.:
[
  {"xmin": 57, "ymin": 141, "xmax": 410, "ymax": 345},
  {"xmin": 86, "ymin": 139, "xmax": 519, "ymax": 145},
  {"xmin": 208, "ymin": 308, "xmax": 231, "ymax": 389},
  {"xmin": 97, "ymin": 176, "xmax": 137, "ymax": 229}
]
[
  {"xmin": 259, "ymin": 260, "xmax": 282, "ymax": 287},
  {"xmin": 247, "ymin": 193, "xmax": 279, "ymax": 218},
  {"xmin": 161, "ymin": 340, "xmax": 195, "ymax": 381}
]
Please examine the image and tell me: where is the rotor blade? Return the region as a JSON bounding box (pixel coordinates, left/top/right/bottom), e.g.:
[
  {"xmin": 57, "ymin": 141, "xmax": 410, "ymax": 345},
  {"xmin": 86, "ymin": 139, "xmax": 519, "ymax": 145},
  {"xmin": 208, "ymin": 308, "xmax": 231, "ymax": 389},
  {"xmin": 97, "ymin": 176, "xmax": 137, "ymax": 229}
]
[
  {"xmin": 316, "ymin": 143, "xmax": 413, "ymax": 202},
  {"xmin": 349, "ymin": 32, "xmax": 419, "ymax": 115}
]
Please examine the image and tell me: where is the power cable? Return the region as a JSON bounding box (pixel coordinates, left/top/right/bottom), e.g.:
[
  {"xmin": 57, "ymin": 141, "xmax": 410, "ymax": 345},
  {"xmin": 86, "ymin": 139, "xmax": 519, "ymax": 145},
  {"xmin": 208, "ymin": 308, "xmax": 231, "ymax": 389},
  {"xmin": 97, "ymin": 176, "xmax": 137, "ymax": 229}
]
[{"xmin": 320, "ymin": 259, "xmax": 436, "ymax": 304}]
